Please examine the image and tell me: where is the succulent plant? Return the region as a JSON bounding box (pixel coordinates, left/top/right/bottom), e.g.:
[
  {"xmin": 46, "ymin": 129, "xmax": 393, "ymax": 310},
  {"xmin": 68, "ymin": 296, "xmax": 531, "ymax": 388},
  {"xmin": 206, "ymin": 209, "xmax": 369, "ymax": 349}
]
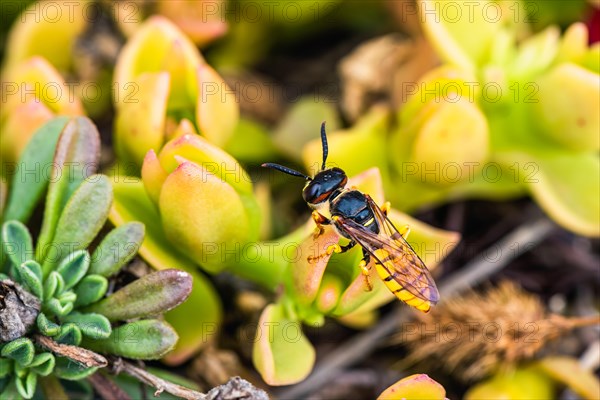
[{"xmin": 0, "ymin": 116, "xmax": 192, "ymax": 399}]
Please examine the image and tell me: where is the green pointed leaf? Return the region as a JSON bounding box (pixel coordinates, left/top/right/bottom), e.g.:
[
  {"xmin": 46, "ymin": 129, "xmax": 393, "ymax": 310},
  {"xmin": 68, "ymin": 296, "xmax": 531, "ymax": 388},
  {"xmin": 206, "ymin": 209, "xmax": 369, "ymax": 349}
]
[
  {"xmin": 42, "ymin": 176, "xmax": 112, "ymax": 274},
  {"xmin": 89, "ymin": 222, "xmax": 144, "ymax": 277},
  {"xmin": 46, "ymin": 298, "xmax": 73, "ymax": 318},
  {"xmin": 73, "ymin": 275, "xmax": 108, "ymax": 307},
  {"xmin": 43, "ymin": 272, "xmax": 65, "ymax": 301},
  {"xmin": 29, "ymin": 353, "xmax": 55, "ymax": 377},
  {"xmin": 109, "ymin": 180, "xmax": 222, "ymax": 364},
  {"xmin": 17, "ymin": 260, "xmax": 43, "ymax": 298},
  {"xmin": 3, "ymin": 117, "xmax": 70, "ymax": 223},
  {"xmin": 36, "ymin": 117, "xmax": 101, "ymax": 268},
  {"xmin": 55, "ymin": 323, "xmax": 82, "ymax": 346},
  {"xmin": 1, "ymin": 220, "xmax": 33, "ymax": 271},
  {"xmin": 62, "ymin": 313, "xmax": 111, "ymax": 340},
  {"xmin": 82, "ymin": 319, "xmax": 178, "ymax": 360},
  {"xmin": 252, "ymin": 303, "xmax": 315, "ymax": 385},
  {"xmin": 0, "ymin": 358, "xmax": 13, "ymax": 378},
  {"xmin": 14, "ymin": 369, "xmax": 36, "ymax": 399},
  {"xmin": 36, "ymin": 313, "xmax": 60, "ymax": 336},
  {"xmin": 86, "ymin": 269, "xmax": 192, "ymax": 322},
  {"xmin": 1, "ymin": 338, "xmax": 34, "ymax": 366},
  {"xmin": 56, "ymin": 250, "xmax": 90, "ymax": 290},
  {"xmin": 53, "ymin": 357, "xmax": 97, "ymax": 381}
]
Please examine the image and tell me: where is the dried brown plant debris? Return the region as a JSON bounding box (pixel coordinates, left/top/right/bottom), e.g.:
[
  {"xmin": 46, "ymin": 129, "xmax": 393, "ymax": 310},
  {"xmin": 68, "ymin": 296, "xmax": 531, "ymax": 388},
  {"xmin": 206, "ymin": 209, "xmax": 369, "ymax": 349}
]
[{"xmin": 395, "ymin": 281, "xmax": 599, "ymax": 381}]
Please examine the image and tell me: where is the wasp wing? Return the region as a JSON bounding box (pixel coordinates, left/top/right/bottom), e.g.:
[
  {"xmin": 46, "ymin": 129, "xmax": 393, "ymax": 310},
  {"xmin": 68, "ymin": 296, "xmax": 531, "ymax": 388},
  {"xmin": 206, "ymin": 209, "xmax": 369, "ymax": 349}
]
[{"xmin": 333, "ymin": 198, "xmax": 439, "ymax": 311}]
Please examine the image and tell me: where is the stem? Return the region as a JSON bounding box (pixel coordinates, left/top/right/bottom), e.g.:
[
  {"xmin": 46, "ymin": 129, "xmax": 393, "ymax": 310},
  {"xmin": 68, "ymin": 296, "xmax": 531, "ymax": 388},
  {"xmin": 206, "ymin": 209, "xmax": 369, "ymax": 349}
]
[
  {"xmin": 565, "ymin": 315, "xmax": 600, "ymax": 329},
  {"xmin": 34, "ymin": 334, "xmax": 107, "ymax": 368},
  {"xmin": 109, "ymin": 358, "xmax": 207, "ymax": 400},
  {"xmin": 276, "ymin": 217, "xmax": 555, "ymax": 399}
]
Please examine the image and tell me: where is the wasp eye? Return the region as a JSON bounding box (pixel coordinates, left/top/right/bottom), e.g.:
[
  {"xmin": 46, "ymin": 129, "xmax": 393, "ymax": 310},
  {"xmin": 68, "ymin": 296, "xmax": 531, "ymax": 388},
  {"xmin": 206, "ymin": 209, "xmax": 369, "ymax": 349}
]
[{"xmin": 302, "ymin": 182, "xmax": 320, "ymax": 203}]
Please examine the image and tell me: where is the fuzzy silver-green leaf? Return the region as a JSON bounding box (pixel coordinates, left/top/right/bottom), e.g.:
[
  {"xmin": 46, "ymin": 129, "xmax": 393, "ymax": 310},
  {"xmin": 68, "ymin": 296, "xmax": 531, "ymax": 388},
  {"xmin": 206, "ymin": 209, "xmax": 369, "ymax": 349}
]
[
  {"xmin": 90, "ymin": 222, "xmax": 144, "ymax": 277},
  {"xmin": 86, "ymin": 269, "xmax": 192, "ymax": 322},
  {"xmin": 73, "ymin": 275, "xmax": 108, "ymax": 307},
  {"xmin": 82, "ymin": 319, "xmax": 178, "ymax": 360}
]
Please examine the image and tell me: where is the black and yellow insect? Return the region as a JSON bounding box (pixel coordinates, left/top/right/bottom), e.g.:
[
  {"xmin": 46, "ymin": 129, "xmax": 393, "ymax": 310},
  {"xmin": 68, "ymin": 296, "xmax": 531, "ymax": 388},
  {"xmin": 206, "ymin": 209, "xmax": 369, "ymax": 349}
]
[{"xmin": 262, "ymin": 122, "xmax": 439, "ymax": 312}]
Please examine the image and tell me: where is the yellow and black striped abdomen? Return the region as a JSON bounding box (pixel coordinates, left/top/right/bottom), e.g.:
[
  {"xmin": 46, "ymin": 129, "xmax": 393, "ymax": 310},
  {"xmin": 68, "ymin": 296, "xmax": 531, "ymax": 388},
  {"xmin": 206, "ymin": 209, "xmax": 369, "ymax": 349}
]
[{"xmin": 372, "ymin": 249, "xmax": 432, "ymax": 313}]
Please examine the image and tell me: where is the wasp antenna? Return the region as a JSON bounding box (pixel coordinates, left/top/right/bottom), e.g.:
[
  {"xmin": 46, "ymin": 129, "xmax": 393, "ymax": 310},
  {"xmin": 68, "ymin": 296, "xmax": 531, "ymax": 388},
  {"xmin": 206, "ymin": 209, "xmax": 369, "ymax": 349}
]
[
  {"xmin": 262, "ymin": 163, "xmax": 311, "ymax": 180},
  {"xmin": 320, "ymin": 121, "xmax": 328, "ymax": 170}
]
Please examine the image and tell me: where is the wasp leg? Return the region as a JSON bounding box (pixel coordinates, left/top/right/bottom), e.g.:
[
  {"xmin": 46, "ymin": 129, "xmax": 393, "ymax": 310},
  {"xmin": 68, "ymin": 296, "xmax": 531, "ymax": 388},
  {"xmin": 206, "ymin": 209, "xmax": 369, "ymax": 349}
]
[
  {"xmin": 312, "ymin": 210, "xmax": 330, "ymax": 238},
  {"xmin": 308, "ymin": 241, "xmax": 356, "ymax": 263},
  {"xmin": 381, "ymin": 201, "xmax": 391, "ymax": 216},
  {"xmin": 398, "ymin": 224, "xmax": 411, "ymax": 240},
  {"xmin": 359, "ymin": 251, "xmax": 373, "ymax": 291}
]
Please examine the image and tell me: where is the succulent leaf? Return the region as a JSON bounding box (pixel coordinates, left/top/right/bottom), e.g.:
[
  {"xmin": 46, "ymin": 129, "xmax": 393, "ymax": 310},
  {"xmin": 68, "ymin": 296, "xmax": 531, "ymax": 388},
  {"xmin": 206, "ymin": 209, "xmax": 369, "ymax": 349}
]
[
  {"xmin": 2, "ymin": 220, "xmax": 33, "ymax": 270},
  {"xmin": 53, "ymin": 358, "xmax": 97, "ymax": 381},
  {"xmin": 54, "ymin": 323, "xmax": 82, "ymax": 346},
  {"xmin": 82, "ymin": 319, "xmax": 178, "ymax": 360},
  {"xmin": 90, "ymin": 222, "xmax": 144, "ymax": 277},
  {"xmin": 465, "ymin": 366, "xmax": 554, "ymax": 400},
  {"xmin": 159, "ymin": 161, "xmax": 250, "ymax": 273},
  {"xmin": 18, "ymin": 260, "xmax": 43, "ymax": 298},
  {"xmin": 37, "ymin": 117, "xmax": 101, "ymax": 268},
  {"xmin": 36, "ymin": 313, "xmax": 60, "ymax": 337},
  {"xmin": 3, "ymin": 117, "xmax": 69, "ymax": 223},
  {"xmin": 28, "ymin": 353, "xmax": 55, "ymax": 377},
  {"xmin": 1, "ymin": 338, "xmax": 35, "ymax": 366},
  {"xmin": 55, "ymin": 250, "xmax": 90, "ymax": 290},
  {"xmin": 43, "ymin": 272, "xmax": 65, "ymax": 301},
  {"xmin": 0, "ymin": 358, "xmax": 12, "ymax": 378},
  {"xmin": 14, "ymin": 369, "xmax": 36, "ymax": 399},
  {"xmin": 196, "ymin": 64, "xmax": 239, "ymax": 147},
  {"xmin": 86, "ymin": 269, "xmax": 192, "ymax": 322},
  {"xmin": 73, "ymin": 275, "xmax": 108, "ymax": 308},
  {"xmin": 4, "ymin": 2, "xmax": 86, "ymax": 71},
  {"xmin": 62, "ymin": 313, "xmax": 112, "ymax": 340},
  {"xmin": 46, "ymin": 299, "xmax": 74, "ymax": 319},
  {"xmin": 252, "ymin": 303, "xmax": 315, "ymax": 386},
  {"xmin": 44, "ymin": 176, "xmax": 112, "ymax": 273},
  {"xmin": 114, "ymin": 72, "xmax": 170, "ymax": 168},
  {"xmin": 377, "ymin": 374, "xmax": 446, "ymax": 400}
]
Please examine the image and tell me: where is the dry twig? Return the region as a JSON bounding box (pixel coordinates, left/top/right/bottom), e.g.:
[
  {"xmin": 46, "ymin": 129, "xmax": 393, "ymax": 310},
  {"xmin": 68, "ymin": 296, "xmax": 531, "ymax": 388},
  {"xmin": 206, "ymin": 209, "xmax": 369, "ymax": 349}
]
[{"xmin": 34, "ymin": 334, "xmax": 108, "ymax": 368}]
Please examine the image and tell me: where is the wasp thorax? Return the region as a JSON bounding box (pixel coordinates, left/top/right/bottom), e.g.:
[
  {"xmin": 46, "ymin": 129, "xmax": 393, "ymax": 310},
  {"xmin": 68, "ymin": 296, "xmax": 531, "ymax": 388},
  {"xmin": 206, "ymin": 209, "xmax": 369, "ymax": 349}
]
[{"xmin": 302, "ymin": 167, "xmax": 348, "ymax": 205}]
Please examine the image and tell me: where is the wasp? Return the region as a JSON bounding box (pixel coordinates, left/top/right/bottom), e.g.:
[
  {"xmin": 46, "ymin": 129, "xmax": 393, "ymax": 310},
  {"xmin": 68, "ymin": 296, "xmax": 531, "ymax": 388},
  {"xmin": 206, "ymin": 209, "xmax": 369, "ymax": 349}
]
[{"xmin": 262, "ymin": 122, "xmax": 439, "ymax": 312}]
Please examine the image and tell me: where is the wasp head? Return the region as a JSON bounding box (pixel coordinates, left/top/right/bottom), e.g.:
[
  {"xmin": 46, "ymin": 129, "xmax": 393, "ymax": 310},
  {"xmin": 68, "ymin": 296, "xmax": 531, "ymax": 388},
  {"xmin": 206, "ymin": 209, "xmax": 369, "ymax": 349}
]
[
  {"xmin": 262, "ymin": 122, "xmax": 346, "ymax": 205},
  {"xmin": 302, "ymin": 167, "xmax": 347, "ymax": 205}
]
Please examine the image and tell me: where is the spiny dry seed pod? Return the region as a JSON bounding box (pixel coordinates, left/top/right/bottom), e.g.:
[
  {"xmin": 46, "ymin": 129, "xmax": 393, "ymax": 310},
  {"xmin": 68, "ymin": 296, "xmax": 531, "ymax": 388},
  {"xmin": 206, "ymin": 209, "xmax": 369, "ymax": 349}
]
[{"xmin": 396, "ymin": 281, "xmax": 599, "ymax": 381}]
